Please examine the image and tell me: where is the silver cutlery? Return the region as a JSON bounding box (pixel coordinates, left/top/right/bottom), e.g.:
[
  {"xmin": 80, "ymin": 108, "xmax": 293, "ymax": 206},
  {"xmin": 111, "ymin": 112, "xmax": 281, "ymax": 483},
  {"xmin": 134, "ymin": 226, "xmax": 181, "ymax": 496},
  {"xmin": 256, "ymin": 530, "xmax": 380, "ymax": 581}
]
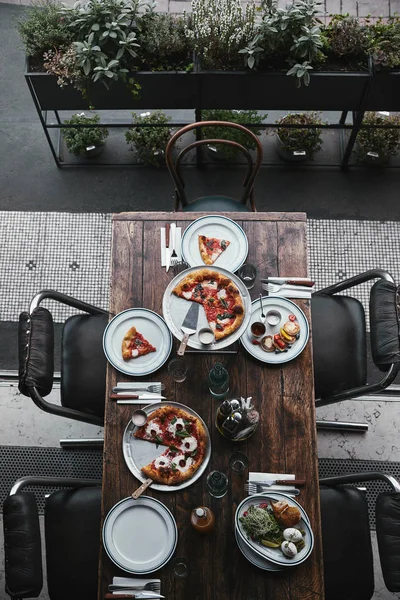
[
  {"xmin": 245, "ymin": 483, "xmax": 300, "ymax": 496},
  {"xmin": 169, "ymin": 223, "xmax": 179, "ymax": 268},
  {"xmin": 165, "ymin": 223, "xmax": 172, "ymax": 272},
  {"xmin": 258, "ymin": 293, "xmax": 266, "ymax": 323},
  {"xmin": 260, "ymin": 277, "xmax": 314, "ymax": 285},
  {"xmin": 117, "ymin": 399, "xmax": 163, "ymax": 405},
  {"xmin": 109, "ymin": 583, "xmax": 160, "ymax": 593},
  {"xmin": 248, "ymin": 478, "xmax": 306, "ymax": 486},
  {"xmin": 177, "ymin": 302, "xmax": 199, "ymax": 356},
  {"xmin": 110, "ymin": 393, "xmax": 165, "ymax": 400},
  {"xmin": 113, "ymin": 384, "xmax": 164, "ymax": 394},
  {"xmin": 264, "ymin": 282, "xmax": 315, "ymax": 294}
]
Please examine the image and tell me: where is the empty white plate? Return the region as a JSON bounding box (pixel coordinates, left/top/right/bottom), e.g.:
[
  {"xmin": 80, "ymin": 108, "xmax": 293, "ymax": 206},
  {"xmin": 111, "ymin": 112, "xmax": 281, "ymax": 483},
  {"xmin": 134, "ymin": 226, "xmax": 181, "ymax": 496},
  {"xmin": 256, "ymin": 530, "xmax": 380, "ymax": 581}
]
[{"xmin": 103, "ymin": 496, "xmax": 177, "ymax": 574}]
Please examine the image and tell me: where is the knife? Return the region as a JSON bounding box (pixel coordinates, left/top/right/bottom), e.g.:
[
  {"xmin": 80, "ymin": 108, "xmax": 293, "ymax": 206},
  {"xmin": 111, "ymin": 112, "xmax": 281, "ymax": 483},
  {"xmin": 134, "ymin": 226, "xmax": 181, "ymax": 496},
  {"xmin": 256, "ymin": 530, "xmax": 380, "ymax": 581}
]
[
  {"xmin": 165, "ymin": 223, "xmax": 171, "ymax": 272},
  {"xmin": 262, "ymin": 278, "xmax": 315, "ymax": 286},
  {"xmin": 249, "ymin": 479, "xmax": 306, "ymax": 486},
  {"xmin": 177, "ymin": 302, "xmax": 200, "ymax": 356},
  {"xmin": 110, "ymin": 394, "xmax": 165, "ymax": 400},
  {"xmin": 105, "ymin": 594, "xmax": 164, "ymax": 599}
]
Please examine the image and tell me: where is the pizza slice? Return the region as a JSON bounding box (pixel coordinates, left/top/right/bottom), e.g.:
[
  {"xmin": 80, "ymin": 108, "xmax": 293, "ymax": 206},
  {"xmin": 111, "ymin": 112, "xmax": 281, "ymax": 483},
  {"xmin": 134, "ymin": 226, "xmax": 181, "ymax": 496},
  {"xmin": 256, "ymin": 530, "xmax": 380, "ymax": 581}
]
[
  {"xmin": 198, "ymin": 235, "xmax": 230, "ymax": 265},
  {"xmin": 121, "ymin": 326, "xmax": 156, "ymax": 361},
  {"xmin": 141, "ymin": 447, "xmax": 199, "ymax": 485}
]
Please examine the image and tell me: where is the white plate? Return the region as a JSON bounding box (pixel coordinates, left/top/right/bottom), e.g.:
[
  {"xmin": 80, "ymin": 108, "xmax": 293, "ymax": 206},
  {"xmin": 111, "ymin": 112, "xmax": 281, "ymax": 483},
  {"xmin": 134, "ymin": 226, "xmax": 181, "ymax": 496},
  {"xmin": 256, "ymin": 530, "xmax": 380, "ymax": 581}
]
[
  {"xmin": 235, "ymin": 528, "xmax": 284, "ymax": 571},
  {"xmin": 162, "ymin": 266, "xmax": 252, "ymax": 351},
  {"xmin": 123, "ymin": 401, "xmax": 211, "ymax": 492},
  {"xmin": 181, "ymin": 215, "xmax": 248, "ymax": 272},
  {"xmin": 235, "ymin": 493, "xmax": 314, "ymax": 567},
  {"xmin": 102, "ymin": 495, "xmax": 177, "ymax": 574},
  {"xmin": 103, "ymin": 308, "xmax": 172, "ymax": 376},
  {"xmin": 240, "ymin": 296, "xmax": 309, "ymax": 364}
]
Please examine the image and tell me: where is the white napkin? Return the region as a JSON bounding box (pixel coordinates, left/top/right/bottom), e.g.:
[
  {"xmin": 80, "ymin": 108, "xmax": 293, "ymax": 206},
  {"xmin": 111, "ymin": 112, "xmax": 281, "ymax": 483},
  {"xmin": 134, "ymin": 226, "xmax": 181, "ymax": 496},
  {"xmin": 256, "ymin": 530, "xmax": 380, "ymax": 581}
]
[
  {"xmin": 115, "ymin": 382, "xmax": 161, "ymax": 389},
  {"xmin": 160, "ymin": 226, "xmax": 182, "ymax": 267},
  {"xmin": 112, "ymin": 576, "xmax": 161, "ymax": 594},
  {"xmin": 248, "ymin": 472, "xmax": 296, "ymax": 495},
  {"xmin": 274, "ymin": 290, "xmax": 312, "ymax": 299}
]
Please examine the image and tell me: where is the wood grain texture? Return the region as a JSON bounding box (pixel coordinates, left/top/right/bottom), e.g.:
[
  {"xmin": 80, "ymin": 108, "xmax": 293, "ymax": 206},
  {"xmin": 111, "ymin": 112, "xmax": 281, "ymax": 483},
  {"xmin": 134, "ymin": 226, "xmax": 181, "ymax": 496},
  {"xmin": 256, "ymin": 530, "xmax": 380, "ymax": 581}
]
[{"xmin": 98, "ymin": 212, "xmax": 324, "ymax": 600}]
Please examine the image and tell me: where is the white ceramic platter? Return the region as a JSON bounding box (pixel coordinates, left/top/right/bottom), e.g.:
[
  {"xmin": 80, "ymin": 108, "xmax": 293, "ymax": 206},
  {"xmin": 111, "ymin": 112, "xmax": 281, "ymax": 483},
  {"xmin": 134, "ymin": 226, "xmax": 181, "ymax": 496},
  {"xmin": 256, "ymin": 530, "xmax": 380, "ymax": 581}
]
[
  {"xmin": 103, "ymin": 308, "xmax": 172, "ymax": 376},
  {"xmin": 162, "ymin": 266, "xmax": 252, "ymax": 351},
  {"xmin": 102, "ymin": 495, "xmax": 177, "ymax": 574},
  {"xmin": 235, "ymin": 492, "xmax": 314, "ymax": 567},
  {"xmin": 181, "ymin": 215, "xmax": 248, "ymax": 272},
  {"xmin": 123, "ymin": 401, "xmax": 211, "ymax": 492},
  {"xmin": 235, "ymin": 528, "xmax": 284, "ymax": 572},
  {"xmin": 240, "ymin": 296, "xmax": 309, "ymax": 364}
]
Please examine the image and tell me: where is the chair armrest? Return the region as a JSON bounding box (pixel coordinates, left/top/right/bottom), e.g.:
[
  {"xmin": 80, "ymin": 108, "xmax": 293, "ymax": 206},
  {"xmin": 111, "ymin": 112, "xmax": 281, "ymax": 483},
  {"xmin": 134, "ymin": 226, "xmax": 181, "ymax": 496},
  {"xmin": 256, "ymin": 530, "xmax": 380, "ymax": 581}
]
[
  {"xmin": 376, "ymin": 492, "xmax": 400, "ymax": 592},
  {"xmin": 3, "ymin": 493, "xmax": 43, "ymax": 598},
  {"xmin": 10, "ymin": 476, "xmax": 102, "ymax": 495},
  {"xmin": 319, "ymin": 471, "xmax": 400, "ymax": 492},
  {"xmin": 29, "ymin": 290, "xmax": 107, "ymax": 316},
  {"xmin": 314, "ymin": 269, "xmax": 394, "ymax": 296},
  {"xmin": 19, "ymin": 308, "xmax": 54, "ymax": 398}
]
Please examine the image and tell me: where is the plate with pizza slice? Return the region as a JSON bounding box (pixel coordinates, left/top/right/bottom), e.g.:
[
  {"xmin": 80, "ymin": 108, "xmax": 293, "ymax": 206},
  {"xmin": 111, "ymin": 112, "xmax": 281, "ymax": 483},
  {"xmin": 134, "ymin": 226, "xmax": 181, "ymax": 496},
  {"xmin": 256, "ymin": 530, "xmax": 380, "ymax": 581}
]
[
  {"xmin": 103, "ymin": 308, "xmax": 173, "ymax": 376},
  {"xmin": 122, "ymin": 401, "xmax": 211, "ymax": 491},
  {"xmin": 181, "ymin": 215, "xmax": 248, "ymax": 272},
  {"xmin": 162, "ymin": 266, "xmax": 252, "ymax": 350}
]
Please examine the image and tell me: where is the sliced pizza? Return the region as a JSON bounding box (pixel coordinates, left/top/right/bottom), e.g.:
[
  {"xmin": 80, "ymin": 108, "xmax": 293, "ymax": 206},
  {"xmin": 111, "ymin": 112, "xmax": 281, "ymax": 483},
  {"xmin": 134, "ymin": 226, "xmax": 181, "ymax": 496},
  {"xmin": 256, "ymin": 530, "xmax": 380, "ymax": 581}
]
[
  {"xmin": 121, "ymin": 326, "xmax": 156, "ymax": 361},
  {"xmin": 198, "ymin": 235, "xmax": 230, "ymax": 265},
  {"xmin": 134, "ymin": 406, "xmax": 208, "ymax": 485}
]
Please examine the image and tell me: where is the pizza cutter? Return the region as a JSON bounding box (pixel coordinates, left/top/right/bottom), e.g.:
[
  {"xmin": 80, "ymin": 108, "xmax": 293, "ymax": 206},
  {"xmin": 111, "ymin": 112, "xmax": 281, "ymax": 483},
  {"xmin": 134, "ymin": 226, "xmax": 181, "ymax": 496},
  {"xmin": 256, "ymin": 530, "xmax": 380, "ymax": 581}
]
[
  {"xmin": 132, "ymin": 478, "xmax": 153, "ymax": 499},
  {"xmin": 178, "ymin": 302, "xmax": 200, "ymax": 356}
]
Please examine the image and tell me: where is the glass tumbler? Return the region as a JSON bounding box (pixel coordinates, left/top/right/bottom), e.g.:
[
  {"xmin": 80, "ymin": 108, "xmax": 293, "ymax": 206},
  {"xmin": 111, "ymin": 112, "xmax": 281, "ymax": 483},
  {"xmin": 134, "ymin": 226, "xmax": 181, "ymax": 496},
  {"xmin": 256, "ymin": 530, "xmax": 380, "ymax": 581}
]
[
  {"xmin": 228, "ymin": 451, "xmax": 249, "ymax": 474},
  {"xmin": 206, "ymin": 470, "xmax": 228, "ymax": 498},
  {"xmin": 168, "ymin": 357, "xmax": 188, "ymax": 383},
  {"xmin": 237, "ymin": 263, "xmax": 257, "ymax": 289}
]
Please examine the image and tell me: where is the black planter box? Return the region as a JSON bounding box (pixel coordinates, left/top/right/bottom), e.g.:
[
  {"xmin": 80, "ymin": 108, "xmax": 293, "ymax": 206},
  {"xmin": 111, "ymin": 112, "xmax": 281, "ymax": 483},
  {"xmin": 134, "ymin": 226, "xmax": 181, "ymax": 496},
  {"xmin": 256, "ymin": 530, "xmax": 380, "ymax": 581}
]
[
  {"xmin": 198, "ymin": 70, "xmax": 372, "ymax": 111},
  {"xmin": 26, "ymin": 69, "xmax": 199, "ymax": 111},
  {"xmin": 365, "ymin": 70, "xmax": 400, "ymax": 111}
]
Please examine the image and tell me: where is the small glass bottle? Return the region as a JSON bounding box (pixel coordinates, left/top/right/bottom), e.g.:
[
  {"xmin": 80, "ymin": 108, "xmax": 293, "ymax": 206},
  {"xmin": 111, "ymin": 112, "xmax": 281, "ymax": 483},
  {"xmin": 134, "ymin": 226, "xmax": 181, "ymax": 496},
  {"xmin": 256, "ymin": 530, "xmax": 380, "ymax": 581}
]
[
  {"xmin": 190, "ymin": 506, "xmax": 215, "ymax": 533},
  {"xmin": 208, "ymin": 362, "xmax": 229, "ymax": 399},
  {"xmin": 216, "ymin": 399, "xmax": 233, "ymax": 432}
]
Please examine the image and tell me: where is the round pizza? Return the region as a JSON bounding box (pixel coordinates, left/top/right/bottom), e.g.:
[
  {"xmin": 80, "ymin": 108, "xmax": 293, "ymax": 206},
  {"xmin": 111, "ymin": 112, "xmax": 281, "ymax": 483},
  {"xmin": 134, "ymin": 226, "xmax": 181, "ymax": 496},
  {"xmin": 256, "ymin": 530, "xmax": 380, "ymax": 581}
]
[
  {"xmin": 134, "ymin": 406, "xmax": 208, "ymax": 485},
  {"xmin": 172, "ymin": 268, "xmax": 245, "ymax": 340}
]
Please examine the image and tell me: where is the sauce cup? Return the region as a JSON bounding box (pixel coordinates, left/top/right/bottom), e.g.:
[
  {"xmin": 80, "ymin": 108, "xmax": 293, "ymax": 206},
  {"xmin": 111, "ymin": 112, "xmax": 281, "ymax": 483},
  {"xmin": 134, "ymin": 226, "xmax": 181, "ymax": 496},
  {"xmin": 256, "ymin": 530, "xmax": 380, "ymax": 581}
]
[
  {"xmin": 198, "ymin": 327, "xmax": 215, "ymax": 345},
  {"xmin": 250, "ymin": 321, "xmax": 266, "ymax": 339}
]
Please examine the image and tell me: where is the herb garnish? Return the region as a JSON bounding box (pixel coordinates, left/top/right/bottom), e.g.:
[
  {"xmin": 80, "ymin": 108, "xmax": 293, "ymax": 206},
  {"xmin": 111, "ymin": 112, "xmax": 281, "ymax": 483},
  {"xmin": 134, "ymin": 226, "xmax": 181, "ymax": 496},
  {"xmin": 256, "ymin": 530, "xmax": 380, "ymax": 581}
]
[
  {"xmin": 155, "ymin": 435, "xmax": 163, "ymax": 446},
  {"xmin": 176, "ymin": 429, "xmax": 190, "ymax": 438},
  {"xmin": 220, "ymin": 298, "xmax": 229, "ymax": 309},
  {"xmin": 171, "ymin": 463, "xmax": 177, "ymax": 471},
  {"xmin": 216, "ymin": 323, "xmax": 223, "ymax": 331},
  {"xmin": 221, "ymin": 240, "xmax": 227, "ymax": 250}
]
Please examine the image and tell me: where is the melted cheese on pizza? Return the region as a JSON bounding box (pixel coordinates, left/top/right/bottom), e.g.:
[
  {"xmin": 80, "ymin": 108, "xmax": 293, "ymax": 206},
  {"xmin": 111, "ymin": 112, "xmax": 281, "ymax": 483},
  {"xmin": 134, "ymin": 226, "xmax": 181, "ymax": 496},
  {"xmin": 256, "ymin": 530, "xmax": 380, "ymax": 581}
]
[
  {"xmin": 154, "ymin": 455, "xmax": 171, "ymax": 469},
  {"xmin": 167, "ymin": 418, "xmax": 186, "ymax": 436},
  {"xmin": 182, "ymin": 290, "xmax": 193, "ymax": 300},
  {"xmin": 171, "ymin": 455, "xmax": 194, "ymax": 473},
  {"xmin": 145, "ymin": 420, "xmax": 162, "ymax": 437},
  {"xmin": 179, "ymin": 435, "xmax": 198, "ymax": 453}
]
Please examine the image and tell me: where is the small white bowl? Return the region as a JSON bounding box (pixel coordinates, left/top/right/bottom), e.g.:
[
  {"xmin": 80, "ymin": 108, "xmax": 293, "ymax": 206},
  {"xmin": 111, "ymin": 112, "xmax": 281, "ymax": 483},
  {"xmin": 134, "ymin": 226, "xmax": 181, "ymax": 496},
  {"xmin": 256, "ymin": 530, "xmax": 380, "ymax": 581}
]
[
  {"xmin": 198, "ymin": 327, "xmax": 215, "ymax": 345},
  {"xmin": 266, "ymin": 310, "xmax": 282, "ymax": 327}
]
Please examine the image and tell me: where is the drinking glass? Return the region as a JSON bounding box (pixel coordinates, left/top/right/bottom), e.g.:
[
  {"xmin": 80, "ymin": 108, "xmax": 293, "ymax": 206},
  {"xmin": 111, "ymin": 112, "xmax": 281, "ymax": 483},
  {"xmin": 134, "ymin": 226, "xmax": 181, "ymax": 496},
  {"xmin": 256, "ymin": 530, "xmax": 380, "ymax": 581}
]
[
  {"xmin": 228, "ymin": 451, "xmax": 249, "ymax": 474},
  {"xmin": 206, "ymin": 470, "xmax": 228, "ymax": 498},
  {"xmin": 168, "ymin": 357, "xmax": 188, "ymax": 383},
  {"xmin": 237, "ymin": 263, "xmax": 257, "ymax": 289},
  {"xmin": 170, "ymin": 557, "xmax": 189, "ymax": 578}
]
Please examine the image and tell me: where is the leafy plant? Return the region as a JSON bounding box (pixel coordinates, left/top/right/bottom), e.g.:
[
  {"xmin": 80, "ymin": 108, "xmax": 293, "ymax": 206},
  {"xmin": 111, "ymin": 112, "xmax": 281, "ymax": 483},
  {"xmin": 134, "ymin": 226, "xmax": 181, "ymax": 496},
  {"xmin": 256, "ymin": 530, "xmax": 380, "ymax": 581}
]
[
  {"xmin": 62, "ymin": 112, "xmax": 109, "ymax": 156},
  {"xmin": 275, "ymin": 112, "xmax": 323, "ymax": 159},
  {"xmin": 357, "ymin": 112, "xmax": 400, "ymax": 160},
  {"xmin": 60, "ymin": 0, "xmax": 142, "ymax": 88},
  {"xmin": 250, "ymin": 0, "xmax": 325, "ymax": 85},
  {"xmin": 17, "ymin": 0, "xmax": 73, "ymax": 60},
  {"xmin": 43, "ymin": 44, "xmax": 84, "ymax": 89},
  {"xmin": 238, "ymin": 35, "xmax": 264, "ymax": 69},
  {"xmin": 184, "ymin": 0, "xmax": 258, "ymax": 70},
  {"xmin": 368, "ymin": 16, "xmax": 400, "ymax": 69},
  {"xmin": 125, "ymin": 111, "xmax": 172, "ymax": 166},
  {"xmin": 201, "ymin": 109, "xmax": 266, "ymax": 160},
  {"xmin": 135, "ymin": 10, "xmax": 191, "ymax": 71},
  {"xmin": 326, "ymin": 14, "xmax": 369, "ymax": 59}
]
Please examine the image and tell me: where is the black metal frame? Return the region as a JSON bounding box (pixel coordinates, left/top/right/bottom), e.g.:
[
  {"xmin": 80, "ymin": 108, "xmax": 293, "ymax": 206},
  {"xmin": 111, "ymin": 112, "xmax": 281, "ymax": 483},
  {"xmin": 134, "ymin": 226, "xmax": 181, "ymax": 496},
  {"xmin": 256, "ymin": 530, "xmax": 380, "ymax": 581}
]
[
  {"xmin": 25, "ymin": 290, "xmax": 108, "ymax": 427},
  {"xmin": 9, "ymin": 475, "xmax": 101, "ymax": 496},
  {"xmin": 319, "ymin": 471, "xmax": 400, "ymax": 492},
  {"xmin": 314, "ymin": 269, "xmax": 400, "ymax": 407}
]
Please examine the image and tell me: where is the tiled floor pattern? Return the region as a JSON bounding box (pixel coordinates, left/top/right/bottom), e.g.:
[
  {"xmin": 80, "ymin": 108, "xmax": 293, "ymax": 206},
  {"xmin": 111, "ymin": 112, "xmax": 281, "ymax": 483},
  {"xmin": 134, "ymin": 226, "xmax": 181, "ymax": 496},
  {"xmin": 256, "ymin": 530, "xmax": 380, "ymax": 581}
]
[{"xmin": 1, "ymin": 211, "xmax": 400, "ymax": 325}]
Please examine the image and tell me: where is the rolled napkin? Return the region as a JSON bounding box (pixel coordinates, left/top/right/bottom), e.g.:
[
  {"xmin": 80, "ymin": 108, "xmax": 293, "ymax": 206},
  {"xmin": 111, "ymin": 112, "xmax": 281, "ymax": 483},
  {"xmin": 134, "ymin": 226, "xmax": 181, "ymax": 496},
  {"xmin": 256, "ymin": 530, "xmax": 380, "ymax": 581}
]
[
  {"xmin": 275, "ymin": 290, "xmax": 312, "ymax": 299},
  {"xmin": 248, "ymin": 472, "xmax": 296, "ymax": 495},
  {"xmin": 112, "ymin": 576, "xmax": 161, "ymax": 595}
]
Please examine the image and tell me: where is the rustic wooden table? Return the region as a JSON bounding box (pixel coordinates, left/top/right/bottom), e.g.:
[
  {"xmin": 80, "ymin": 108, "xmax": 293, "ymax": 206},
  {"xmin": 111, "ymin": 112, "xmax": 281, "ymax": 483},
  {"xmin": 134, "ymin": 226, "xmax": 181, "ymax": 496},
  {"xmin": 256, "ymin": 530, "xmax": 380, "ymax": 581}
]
[{"xmin": 98, "ymin": 211, "xmax": 324, "ymax": 600}]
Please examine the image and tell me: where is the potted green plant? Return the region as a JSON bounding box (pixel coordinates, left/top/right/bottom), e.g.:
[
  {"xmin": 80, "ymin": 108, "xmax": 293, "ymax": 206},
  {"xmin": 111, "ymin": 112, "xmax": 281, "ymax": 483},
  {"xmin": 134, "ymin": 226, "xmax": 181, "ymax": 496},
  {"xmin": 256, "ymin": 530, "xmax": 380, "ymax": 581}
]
[
  {"xmin": 356, "ymin": 111, "xmax": 400, "ymax": 165},
  {"xmin": 201, "ymin": 109, "xmax": 265, "ymax": 161},
  {"xmin": 125, "ymin": 110, "xmax": 172, "ymax": 166},
  {"xmin": 274, "ymin": 112, "xmax": 324, "ymax": 162},
  {"xmin": 62, "ymin": 112, "xmax": 109, "ymax": 157}
]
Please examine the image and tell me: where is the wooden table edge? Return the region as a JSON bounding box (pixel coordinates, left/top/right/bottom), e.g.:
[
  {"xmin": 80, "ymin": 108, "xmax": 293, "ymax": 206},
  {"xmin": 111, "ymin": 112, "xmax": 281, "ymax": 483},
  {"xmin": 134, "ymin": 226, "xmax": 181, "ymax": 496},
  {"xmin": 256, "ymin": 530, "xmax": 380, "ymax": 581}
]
[{"xmin": 112, "ymin": 211, "xmax": 307, "ymax": 222}]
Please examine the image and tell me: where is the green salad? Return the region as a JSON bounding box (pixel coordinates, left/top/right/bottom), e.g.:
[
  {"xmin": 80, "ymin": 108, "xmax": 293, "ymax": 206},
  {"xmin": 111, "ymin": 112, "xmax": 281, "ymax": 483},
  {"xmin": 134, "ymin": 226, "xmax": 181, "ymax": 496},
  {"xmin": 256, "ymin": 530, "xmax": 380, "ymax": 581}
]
[{"xmin": 239, "ymin": 503, "xmax": 283, "ymax": 547}]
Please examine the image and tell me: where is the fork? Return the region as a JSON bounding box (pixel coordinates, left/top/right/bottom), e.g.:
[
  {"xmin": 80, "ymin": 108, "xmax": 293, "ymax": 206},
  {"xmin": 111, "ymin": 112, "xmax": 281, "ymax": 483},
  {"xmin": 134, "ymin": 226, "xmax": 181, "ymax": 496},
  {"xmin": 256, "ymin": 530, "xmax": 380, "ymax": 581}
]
[
  {"xmin": 170, "ymin": 223, "xmax": 179, "ymax": 267},
  {"xmin": 245, "ymin": 483, "xmax": 300, "ymax": 496},
  {"xmin": 108, "ymin": 582, "xmax": 159, "ymax": 592},
  {"xmin": 263, "ymin": 282, "xmax": 314, "ymax": 294},
  {"xmin": 113, "ymin": 384, "xmax": 165, "ymax": 394}
]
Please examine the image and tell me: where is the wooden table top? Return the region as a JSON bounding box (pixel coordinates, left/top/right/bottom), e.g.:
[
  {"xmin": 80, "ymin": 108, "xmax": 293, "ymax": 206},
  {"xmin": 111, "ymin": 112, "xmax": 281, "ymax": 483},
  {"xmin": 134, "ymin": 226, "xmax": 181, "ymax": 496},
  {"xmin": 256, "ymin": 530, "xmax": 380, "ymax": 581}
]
[{"xmin": 98, "ymin": 211, "xmax": 324, "ymax": 600}]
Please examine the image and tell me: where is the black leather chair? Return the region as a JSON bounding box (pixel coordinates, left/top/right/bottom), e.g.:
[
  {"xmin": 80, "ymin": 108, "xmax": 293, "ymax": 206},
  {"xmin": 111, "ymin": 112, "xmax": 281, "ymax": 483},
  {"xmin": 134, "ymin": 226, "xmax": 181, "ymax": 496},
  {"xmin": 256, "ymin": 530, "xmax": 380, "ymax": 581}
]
[
  {"xmin": 3, "ymin": 476, "xmax": 102, "ymax": 600},
  {"xmin": 165, "ymin": 121, "xmax": 263, "ymax": 212},
  {"xmin": 18, "ymin": 290, "xmax": 109, "ymax": 426},
  {"xmin": 319, "ymin": 471, "xmax": 400, "ymax": 600},
  {"xmin": 312, "ymin": 270, "xmax": 400, "ymax": 408}
]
